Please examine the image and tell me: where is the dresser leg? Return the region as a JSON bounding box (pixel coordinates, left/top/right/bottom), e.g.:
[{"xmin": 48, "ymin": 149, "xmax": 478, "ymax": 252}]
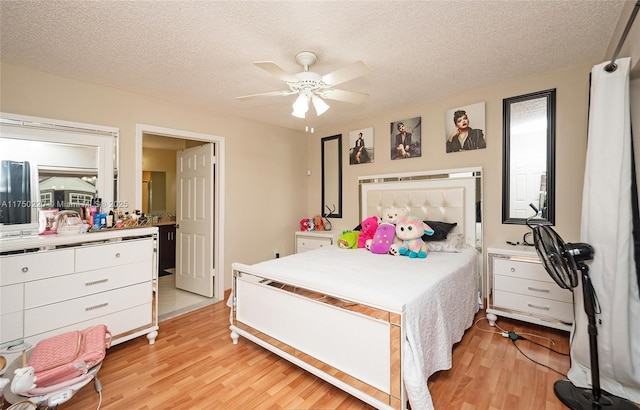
[{"xmin": 486, "ymin": 312, "xmax": 497, "ymax": 327}]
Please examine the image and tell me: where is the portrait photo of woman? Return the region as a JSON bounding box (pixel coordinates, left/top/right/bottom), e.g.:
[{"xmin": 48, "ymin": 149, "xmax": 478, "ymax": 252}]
[
  {"xmin": 445, "ymin": 102, "xmax": 486, "ymax": 153},
  {"xmin": 349, "ymin": 126, "xmax": 374, "ymax": 165},
  {"xmin": 390, "ymin": 117, "xmax": 421, "ymax": 160}
]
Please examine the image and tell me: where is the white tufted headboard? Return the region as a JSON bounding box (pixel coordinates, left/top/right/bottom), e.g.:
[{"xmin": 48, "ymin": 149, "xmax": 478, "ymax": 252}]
[{"xmin": 359, "ymin": 170, "xmax": 480, "ymax": 248}]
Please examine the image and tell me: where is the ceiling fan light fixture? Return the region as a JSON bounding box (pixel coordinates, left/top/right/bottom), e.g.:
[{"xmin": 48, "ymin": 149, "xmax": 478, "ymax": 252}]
[
  {"xmin": 312, "ymin": 95, "xmax": 329, "ymax": 116},
  {"xmin": 292, "ymin": 93, "xmax": 309, "ymax": 118}
]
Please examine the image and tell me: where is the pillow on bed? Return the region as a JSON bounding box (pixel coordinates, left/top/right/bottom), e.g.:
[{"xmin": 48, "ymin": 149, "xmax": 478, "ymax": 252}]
[
  {"xmin": 422, "ymin": 220, "xmax": 457, "ymax": 241},
  {"xmin": 426, "ymin": 233, "xmax": 464, "ymax": 252}
]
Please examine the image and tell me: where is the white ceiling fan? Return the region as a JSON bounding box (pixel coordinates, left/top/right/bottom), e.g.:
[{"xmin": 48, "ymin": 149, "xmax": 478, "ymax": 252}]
[{"xmin": 236, "ymin": 51, "xmax": 373, "ymax": 118}]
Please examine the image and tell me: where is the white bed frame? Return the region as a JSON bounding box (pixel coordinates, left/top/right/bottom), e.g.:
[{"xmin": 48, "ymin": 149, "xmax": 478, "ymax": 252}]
[{"xmin": 230, "ymin": 168, "xmax": 482, "ymax": 410}]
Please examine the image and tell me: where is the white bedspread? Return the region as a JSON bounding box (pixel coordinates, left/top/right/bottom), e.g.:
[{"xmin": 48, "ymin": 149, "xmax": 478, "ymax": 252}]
[{"xmin": 233, "ymin": 246, "xmax": 479, "ymax": 410}]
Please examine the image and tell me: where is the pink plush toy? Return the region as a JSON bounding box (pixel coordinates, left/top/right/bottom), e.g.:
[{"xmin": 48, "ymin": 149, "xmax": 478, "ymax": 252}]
[
  {"xmin": 370, "ymin": 222, "xmax": 396, "ymax": 254},
  {"xmin": 395, "ymin": 215, "xmax": 434, "ymax": 258},
  {"xmin": 358, "ymin": 216, "xmax": 379, "ymax": 248}
]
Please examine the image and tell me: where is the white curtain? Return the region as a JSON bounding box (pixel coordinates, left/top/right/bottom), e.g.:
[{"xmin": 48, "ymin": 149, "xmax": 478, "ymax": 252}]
[{"xmin": 575, "ymin": 57, "xmax": 640, "ymax": 402}]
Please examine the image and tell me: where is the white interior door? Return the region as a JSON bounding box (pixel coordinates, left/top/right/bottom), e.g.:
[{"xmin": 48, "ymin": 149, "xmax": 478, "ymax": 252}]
[{"xmin": 176, "ymin": 144, "xmax": 214, "ymax": 297}]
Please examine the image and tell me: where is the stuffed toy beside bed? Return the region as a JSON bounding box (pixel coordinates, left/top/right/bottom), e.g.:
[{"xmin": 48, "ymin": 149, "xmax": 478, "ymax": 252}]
[
  {"xmin": 337, "ymin": 230, "xmax": 360, "ymax": 249},
  {"xmin": 358, "ymin": 216, "xmax": 379, "ymax": 249},
  {"xmin": 395, "ymin": 215, "xmax": 434, "ymax": 258}
]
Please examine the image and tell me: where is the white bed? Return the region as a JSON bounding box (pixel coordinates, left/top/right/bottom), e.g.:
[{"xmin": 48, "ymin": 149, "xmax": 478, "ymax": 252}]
[{"xmin": 229, "ymin": 169, "xmax": 482, "ymax": 410}]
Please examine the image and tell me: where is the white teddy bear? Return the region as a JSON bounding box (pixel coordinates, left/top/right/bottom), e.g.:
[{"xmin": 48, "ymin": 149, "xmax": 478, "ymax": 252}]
[{"xmin": 380, "ymin": 206, "xmax": 409, "ymax": 256}]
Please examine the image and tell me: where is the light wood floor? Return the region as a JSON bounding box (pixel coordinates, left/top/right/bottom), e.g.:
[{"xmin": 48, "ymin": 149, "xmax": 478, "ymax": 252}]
[{"xmin": 57, "ymin": 298, "xmax": 571, "ymax": 410}]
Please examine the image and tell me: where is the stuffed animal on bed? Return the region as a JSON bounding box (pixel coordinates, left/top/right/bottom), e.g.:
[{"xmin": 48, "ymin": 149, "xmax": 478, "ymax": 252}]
[
  {"xmin": 379, "ymin": 206, "xmax": 409, "ymax": 255},
  {"xmin": 369, "ymin": 222, "xmax": 396, "ymax": 254},
  {"xmin": 337, "ymin": 230, "xmax": 360, "ymax": 249},
  {"xmin": 395, "ymin": 215, "xmax": 434, "ymax": 258},
  {"xmin": 358, "ymin": 216, "xmax": 379, "ymax": 249}
]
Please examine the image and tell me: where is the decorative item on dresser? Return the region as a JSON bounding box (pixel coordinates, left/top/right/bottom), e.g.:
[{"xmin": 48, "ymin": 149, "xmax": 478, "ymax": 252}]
[
  {"xmin": 294, "ymin": 230, "xmax": 336, "ymax": 254},
  {"xmin": 0, "ymin": 227, "xmax": 159, "ymax": 374},
  {"xmin": 486, "ymin": 243, "xmax": 574, "ymax": 331}
]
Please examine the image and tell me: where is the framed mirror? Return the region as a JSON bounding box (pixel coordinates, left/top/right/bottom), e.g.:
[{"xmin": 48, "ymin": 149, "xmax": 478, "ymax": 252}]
[
  {"xmin": 321, "ymin": 134, "xmax": 342, "ymax": 218},
  {"xmin": 502, "ymin": 89, "xmax": 556, "ymax": 225}
]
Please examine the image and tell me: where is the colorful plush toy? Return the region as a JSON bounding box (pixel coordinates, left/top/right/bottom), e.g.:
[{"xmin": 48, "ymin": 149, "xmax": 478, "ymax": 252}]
[
  {"xmin": 313, "ymin": 215, "xmax": 324, "ymax": 231},
  {"xmin": 370, "ymin": 222, "xmax": 396, "ymax": 254},
  {"xmin": 395, "ymin": 215, "xmax": 434, "ymax": 258},
  {"xmin": 358, "ymin": 216, "xmax": 379, "ymax": 249},
  {"xmin": 337, "ymin": 230, "xmax": 360, "ymax": 249},
  {"xmin": 300, "ymin": 218, "xmax": 314, "ymax": 231}
]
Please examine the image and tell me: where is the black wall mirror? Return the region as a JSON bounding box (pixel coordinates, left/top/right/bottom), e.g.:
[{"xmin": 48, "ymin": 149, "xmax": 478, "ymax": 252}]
[
  {"xmin": 502, "ymin": 89, "xmax": 556, "ymax": 225},
  {"xmin": 321, "ymin": 134, "xmax": 342, "ymax": 218}
]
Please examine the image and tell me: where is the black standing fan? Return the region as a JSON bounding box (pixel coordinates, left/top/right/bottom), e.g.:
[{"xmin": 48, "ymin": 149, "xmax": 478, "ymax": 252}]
[{"xmin": 530, "ymin": 205, "xmax": 639, "ymax": 409}]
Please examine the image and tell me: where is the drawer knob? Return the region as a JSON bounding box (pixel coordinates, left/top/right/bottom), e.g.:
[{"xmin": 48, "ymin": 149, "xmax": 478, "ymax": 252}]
[
  {"xmin": 115, "ymin": 252, "xmax": 121, "ymax": 258},
  {"xmin": 85, "ymin": 302, "xmax": 109, "ymax": 311},
  {"xmin": 21, "ymin": 267, "xmax": 28, "ymax": 273},
  {"xmin": 510, "ymin": 267, "xmax": 515, "ymax": 272},
  {"xmin": 528, "ymin": 286, "xmax": 550, "ymax": 293},
  {"xmin": 527, "ymin": 303, "xmax": 550, "ymax": 311},
  {"xmin": 85, "ymin": 278, "xmax": 109, "ymax": 286}
]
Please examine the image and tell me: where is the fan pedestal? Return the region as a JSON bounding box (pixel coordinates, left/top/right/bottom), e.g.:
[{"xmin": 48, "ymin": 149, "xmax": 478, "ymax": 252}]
[
  {"xmin": 554, "ymin": 380, "xmax": 638, "ymax": 409},
  {"xmin": 554, "ymin": 264, "xmax": 638, "ymax": 410}
]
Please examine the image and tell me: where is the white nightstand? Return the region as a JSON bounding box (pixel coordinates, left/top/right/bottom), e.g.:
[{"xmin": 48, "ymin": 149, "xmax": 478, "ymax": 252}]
[
  {"xmin": 295, "ymin": 231, "xmax": 336, "ymax": 253},
  {"xmin": 486, "ymin": 243, "xmax": 574, "ymax": 331}
]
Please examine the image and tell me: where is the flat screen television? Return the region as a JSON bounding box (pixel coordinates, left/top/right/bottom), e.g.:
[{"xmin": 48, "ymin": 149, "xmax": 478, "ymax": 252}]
[{"xmin": 0, "ymin": 160, "xmax": 40, "ymax": 237}]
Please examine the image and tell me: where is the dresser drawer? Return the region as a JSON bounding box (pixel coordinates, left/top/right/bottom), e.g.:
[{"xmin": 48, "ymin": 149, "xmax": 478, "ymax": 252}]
[
  {"xmin": 493, "ymin": 258, "xmax": 552, "ymax": 282},
  {"xmin": 25, "ymin": 303, "xmax": 153, "ymax": 346},
  {"xmin": 1, "ymin": 283, "xmax": 24, "ymax": 345},
  {"xmin": 75, "ymin": 238, "xmax": 154, "ymax": 271},
  {"xmin": 493, "ymin": 289, "xmax": 574, "ymax": 323},
  {"xmin": 0, "ymin": 283, "xmax": 23, "ymax": 315},
  {"xmin": 494, "ymin": 274, "xmax": 573, "ymax": 303},
  {"xmin": 0, "ymin": 311, "xmax": 23, "ymax": 346},
  {"xmin": 0, "ymin": 249, "xmax": 75, "ymax": 286},
  {"xmin": 24, "ymin": 281, "xmax": 152, "ymax": 336},
  {"xmin": 24, "ymin": 260, "xmax": 152, "ymax": 309}
]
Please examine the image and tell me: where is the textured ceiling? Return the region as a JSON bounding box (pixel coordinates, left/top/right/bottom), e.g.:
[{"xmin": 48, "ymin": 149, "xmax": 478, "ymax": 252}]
[{"xmin": 0, "ymin": 1, "xmax": 631, "ymax": 132}]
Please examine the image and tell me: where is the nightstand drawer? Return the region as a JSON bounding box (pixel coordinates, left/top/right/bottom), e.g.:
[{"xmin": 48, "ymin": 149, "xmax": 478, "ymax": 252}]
[
  {"xmin": 297, "ymin": 236, "xmax": 331, "ymax": 251},
  {"xmin": 493, "ymin": 258, "xmax": 552, "ymax": 282},
  {"xmin": 295, "ymin": 232, "xmax": 335, "ymax": 253},
  {"xmin": 494, "ymin": 274, "xmax": 573, "ymax": 303},
  {"xmin": 494, "ymin": 289, "xmax": 574, "ymax": 323}
]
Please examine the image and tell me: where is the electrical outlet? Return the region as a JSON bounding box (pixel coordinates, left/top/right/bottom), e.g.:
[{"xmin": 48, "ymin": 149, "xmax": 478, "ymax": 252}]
[{"xmin": 274, "ymin": 249, "xmax": 280, "ymax": 259}]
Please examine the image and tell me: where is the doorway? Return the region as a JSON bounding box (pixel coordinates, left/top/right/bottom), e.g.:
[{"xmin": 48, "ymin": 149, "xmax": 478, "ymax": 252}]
[{"xmin": 135, "ymin": 124, "xmax": 225, "ymax": 320}]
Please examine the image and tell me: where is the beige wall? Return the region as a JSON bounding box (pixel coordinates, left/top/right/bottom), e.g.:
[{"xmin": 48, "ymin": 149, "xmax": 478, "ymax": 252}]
[
  {"xmin": 0, "ymin": 53, "xmax": 635, "ymax": 293},
  {"xmin": 0, "ymin": 62, "xmax": 309, "ymax": 293},
  {"xmin": 307, "ymin": 63, "xmax": 593, "ymax": 252}
]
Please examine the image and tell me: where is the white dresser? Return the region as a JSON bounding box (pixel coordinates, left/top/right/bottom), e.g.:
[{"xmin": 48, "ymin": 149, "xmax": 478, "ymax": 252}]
[
  {"xmin": 486, "ymin": 243, "xmax": 574, "ymax": 331},
  {"xmin": 0, "ymin": 227, "xmax": 159, "ymax": 373},
  {"xmin": 295, "ymin": 231, "xmax": 336, "ymax": 253}
]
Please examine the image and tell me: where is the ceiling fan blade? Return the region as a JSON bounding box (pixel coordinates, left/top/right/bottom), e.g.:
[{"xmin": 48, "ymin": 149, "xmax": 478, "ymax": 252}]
[
  {"xmin": 321, "ymin": 61, "xmax": 372, "ymax": 86},
  {"xmin": 236, "ymin": 90, "xmax": 297, "ymax": 100},
  {"xmin": 253, "ymin": 61, "xmax": 299, "ymax": 82},
  {"xmin": 320, "ymin": 89, "xmax": 369, "ymax": 104}
]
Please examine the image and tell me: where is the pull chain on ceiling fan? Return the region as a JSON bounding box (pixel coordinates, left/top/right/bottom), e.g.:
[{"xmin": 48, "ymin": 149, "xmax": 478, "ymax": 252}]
[{"xmin": 236, "ymin": 51, "xmax": 372, "ymax": 119}]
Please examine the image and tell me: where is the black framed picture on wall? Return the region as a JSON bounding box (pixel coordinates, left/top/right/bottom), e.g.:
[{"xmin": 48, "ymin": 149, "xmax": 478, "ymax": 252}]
[
  {"xmin": 390, "ymin": 117, "xmax": 421, "ymax": 160},
  {"xmin": 445, "ymin": 102, "xmax": 486, "ymax": 153},
  {"xmin": 348, "ymin": 126, "xmax": 374, "ymax": 165}
]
